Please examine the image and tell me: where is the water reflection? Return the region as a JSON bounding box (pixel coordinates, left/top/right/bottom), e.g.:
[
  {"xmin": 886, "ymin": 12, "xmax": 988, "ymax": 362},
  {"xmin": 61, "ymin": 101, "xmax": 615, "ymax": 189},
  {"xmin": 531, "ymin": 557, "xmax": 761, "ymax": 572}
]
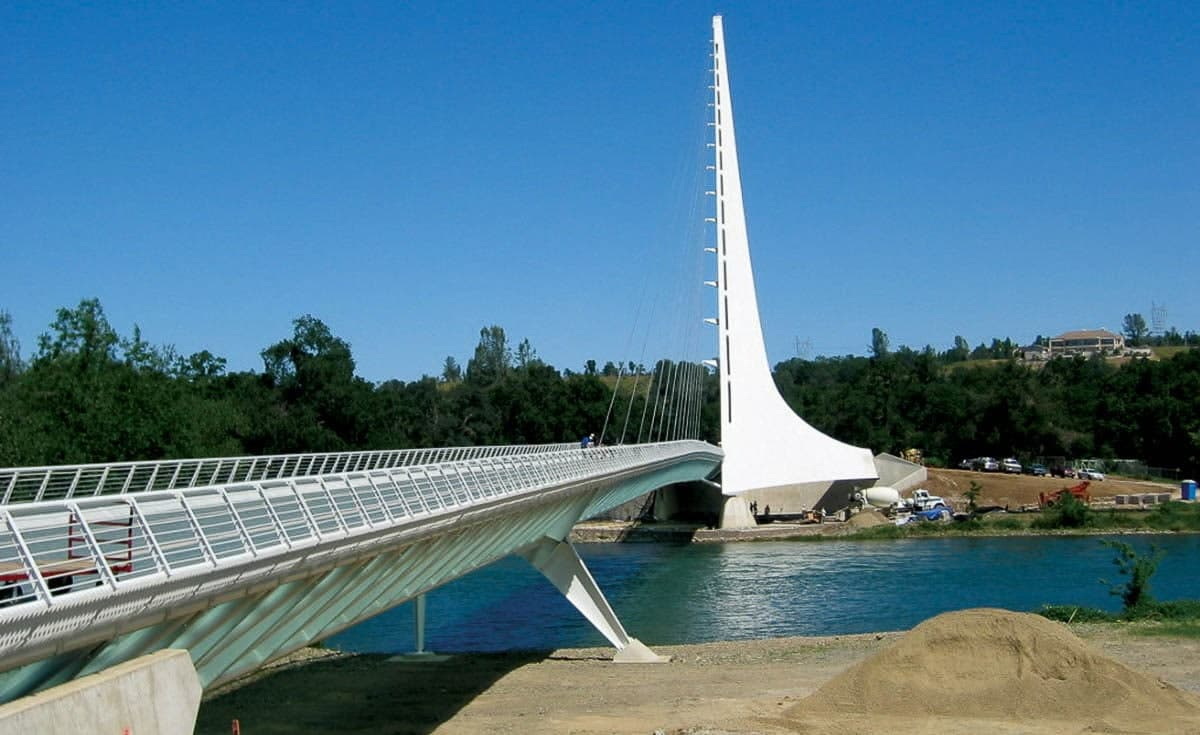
[{"xmin": 329, "ymin": 535, "xmax": 1200, "ymax": 654}]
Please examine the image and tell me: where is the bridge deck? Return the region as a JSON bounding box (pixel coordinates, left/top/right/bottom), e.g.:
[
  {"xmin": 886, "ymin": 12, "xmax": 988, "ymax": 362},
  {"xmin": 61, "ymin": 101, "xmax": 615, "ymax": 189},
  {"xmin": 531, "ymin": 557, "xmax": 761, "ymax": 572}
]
[
  {"xmin": 1, "ymin": 443, "xmax": 579, "ymax": 504},
  {"xmin": 0, "ymin": 440, "xmax": 722, "ymax": 703}
]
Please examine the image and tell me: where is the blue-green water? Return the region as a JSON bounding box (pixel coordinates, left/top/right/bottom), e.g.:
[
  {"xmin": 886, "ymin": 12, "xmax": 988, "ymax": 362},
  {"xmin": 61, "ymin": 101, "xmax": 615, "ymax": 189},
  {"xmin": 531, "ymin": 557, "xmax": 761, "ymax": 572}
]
[{"xmin": 329, "ymin": 535, "xmax": 1200, "ymax": 654}]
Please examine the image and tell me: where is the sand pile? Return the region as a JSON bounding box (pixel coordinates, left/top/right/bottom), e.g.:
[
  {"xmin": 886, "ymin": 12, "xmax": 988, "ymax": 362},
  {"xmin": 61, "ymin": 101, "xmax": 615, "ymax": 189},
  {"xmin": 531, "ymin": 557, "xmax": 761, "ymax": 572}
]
[
  {"xmin": 788, "ymin": 608, "xmax": 1200, "ymax": 726},
  {"xmin": 845, "ymin": 509, "xmax": 888, "ymax": 528}
]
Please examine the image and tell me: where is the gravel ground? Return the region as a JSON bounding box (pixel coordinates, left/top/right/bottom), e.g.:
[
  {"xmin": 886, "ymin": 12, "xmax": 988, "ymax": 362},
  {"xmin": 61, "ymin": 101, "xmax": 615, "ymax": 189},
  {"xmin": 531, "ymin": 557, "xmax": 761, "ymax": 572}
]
[{"xmin": 196, "ymin": 622, "xmax": 1200, "ymax": 734}]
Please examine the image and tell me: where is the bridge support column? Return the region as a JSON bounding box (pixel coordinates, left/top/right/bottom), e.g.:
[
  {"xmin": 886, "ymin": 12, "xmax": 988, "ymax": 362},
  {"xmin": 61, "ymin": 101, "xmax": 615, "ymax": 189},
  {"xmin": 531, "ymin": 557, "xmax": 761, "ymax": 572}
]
[
  {"xmin": 520, "ymin": 538, "xmax": 667, "ymax": 663},
  {"xmin": 412, "ymin": 593, "xmax": 428, "ymax": 654}
]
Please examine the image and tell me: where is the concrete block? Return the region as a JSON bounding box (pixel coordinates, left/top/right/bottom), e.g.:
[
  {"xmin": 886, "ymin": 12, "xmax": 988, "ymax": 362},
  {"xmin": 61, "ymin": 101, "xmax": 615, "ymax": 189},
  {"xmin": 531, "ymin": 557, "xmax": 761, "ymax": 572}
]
[
  {"xmin": 873, "ymin": 453, "xmax": 927, "ymax": 493},
  {"xmin": 0, "ymin": 649, "xmax": 200, "ymax": 735}
]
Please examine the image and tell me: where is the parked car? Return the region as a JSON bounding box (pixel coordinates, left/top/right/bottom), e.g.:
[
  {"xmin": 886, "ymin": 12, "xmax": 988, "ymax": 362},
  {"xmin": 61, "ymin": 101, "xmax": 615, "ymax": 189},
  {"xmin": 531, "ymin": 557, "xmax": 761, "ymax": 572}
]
[
  {"xmin": 1001, "ymin": 458, "xmax": 1022, "ymax": 474},
  {"xmin": 1025, "ymin": 463, "xmax": 1048, "ymax": 477},
  {"xmin": 958, "ymin": 458, "xmax": 975, "ymax": 470},
  {"xmin": 1078, "ymin": 468, "xmax": 1106, "ymax": 481},
  {"xmin": 973, "ymin": 457, "xmax": 1000, "ymax": 472},
  {"xmin": 1050, "ymin": 466, "xmax": 1077, "ymax": 479}
]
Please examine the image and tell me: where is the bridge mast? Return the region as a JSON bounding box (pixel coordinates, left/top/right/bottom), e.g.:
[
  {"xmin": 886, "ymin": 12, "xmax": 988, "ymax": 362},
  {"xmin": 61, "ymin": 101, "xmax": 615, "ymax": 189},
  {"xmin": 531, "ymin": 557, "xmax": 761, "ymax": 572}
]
[{"xmin": 708, "ymin": 16, "xmax": 877, "ymax": 527}]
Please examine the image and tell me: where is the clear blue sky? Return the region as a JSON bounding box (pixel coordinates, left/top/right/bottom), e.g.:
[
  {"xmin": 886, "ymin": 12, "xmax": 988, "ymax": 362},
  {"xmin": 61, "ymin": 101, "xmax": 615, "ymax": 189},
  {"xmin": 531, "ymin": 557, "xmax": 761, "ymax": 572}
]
[{"xmin": 4, "ymin": 2, "xmax": 1197, "ymax": 382}]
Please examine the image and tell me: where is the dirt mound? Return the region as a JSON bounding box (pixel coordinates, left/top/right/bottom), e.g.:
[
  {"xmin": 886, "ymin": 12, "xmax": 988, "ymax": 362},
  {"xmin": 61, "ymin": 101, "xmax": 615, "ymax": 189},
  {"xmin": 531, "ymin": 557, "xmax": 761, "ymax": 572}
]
[
  {"xmin": 846, "ymin": 509, "xmax": 889, "ymax": 528},
  {"xmin": 788, "ymin": 608, "xmax": 1200, "ymax": 725}
]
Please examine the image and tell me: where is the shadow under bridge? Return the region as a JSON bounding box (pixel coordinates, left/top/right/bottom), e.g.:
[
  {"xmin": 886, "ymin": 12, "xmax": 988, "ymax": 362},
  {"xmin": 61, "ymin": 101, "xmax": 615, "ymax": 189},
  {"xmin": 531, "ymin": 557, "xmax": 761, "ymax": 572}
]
[{"xmin": 0, "ymin": 439, "xmax": 722, "ymax": 702}]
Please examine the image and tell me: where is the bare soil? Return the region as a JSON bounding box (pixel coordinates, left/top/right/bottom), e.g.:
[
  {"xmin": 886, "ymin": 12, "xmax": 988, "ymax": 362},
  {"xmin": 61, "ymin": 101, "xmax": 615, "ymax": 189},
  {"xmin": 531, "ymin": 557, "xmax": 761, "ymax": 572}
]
[
  {"xmin": 924, "ymin": 467, "xmax": 1175, "ymax": 509},
  {"xmin": 196, "ymin": 614, "xmax": 1200, "ymax": 734}
]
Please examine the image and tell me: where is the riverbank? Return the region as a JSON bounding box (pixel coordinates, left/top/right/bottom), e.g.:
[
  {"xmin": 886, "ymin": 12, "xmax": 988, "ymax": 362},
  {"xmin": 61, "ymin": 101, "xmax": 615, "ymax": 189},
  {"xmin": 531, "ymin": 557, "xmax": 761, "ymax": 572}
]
[
  {"xmin": 570, "ymin": 518, "xmax": 840, "ymax": 543},
  {"xmin": 196, "ymin": 617, "xmax": 1200, "ymax": 734},
  {"xmin": 572, "ymin": 469, "xmax": 1200, "ymax": 543},
  {"xmin": 570, "ymin": 507, "xmax": 1200, "ymax": 544}
]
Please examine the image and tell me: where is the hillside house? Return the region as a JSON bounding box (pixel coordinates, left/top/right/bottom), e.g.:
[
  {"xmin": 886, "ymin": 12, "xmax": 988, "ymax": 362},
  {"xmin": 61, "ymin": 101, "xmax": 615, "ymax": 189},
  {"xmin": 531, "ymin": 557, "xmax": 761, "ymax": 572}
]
[{"xmin": 1047, "ymin": 329, "xmax": 1125, "ymax": 357}]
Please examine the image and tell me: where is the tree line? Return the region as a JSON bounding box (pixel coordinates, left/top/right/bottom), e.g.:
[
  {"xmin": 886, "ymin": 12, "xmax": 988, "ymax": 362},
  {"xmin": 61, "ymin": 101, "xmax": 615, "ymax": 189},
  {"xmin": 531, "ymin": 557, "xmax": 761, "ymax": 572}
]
[
  {"xmin": 0, "ymin": 300, "xmax": 711, "ymax": 467},
  {"xmin": 775, "ymin": 333, "xmax": 1200, "ymax": 476},
  {"xmin": 1, "ymin": 300, "xmax": 1197, "ymax": 479}
]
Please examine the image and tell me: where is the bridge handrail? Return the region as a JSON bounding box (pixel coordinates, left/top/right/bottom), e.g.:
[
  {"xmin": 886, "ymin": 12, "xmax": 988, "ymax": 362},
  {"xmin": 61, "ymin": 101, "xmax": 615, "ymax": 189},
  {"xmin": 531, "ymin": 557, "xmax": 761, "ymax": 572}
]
[
  {"xmin": 0, "ymin": 441, "xmax": 719, "ymax": 622},
  {"xmin": 0, "ymin": 444, "xmax": 578, "ymax": 504}
]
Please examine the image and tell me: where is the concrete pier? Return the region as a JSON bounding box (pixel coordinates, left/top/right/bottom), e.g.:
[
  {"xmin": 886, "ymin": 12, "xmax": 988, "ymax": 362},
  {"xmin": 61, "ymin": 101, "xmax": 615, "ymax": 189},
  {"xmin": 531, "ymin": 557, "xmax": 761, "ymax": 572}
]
[{"xmin": 0, "ymin": 649, "xmax": 201, "ymax": 735}]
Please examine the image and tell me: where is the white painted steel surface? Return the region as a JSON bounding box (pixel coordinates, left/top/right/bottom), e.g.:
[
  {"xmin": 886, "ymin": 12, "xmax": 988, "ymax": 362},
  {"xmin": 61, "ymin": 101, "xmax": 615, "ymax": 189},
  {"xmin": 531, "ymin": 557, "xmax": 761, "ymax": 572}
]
[
  {"xmin": 709, "ymin": 16, "xmax": 877, "ymax": 497},
  {"xmin": 0, "ymin": 440, "xmax": 721, "ymax": 696},
  {"xmin": 0, "ymin": 443, "xmax": 577, "ymax": 504}
]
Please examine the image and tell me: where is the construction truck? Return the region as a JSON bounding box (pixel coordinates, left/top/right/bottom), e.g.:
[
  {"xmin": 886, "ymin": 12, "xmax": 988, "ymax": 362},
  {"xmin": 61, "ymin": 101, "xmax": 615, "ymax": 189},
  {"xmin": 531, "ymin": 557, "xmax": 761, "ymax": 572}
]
[
  {"xmin": 905, "ymin": 488, "xmax": 950, "ymax": 511},
  {"xmin": 1039, "ymin": 481, "xmax": 1091, "ymax": 508}
]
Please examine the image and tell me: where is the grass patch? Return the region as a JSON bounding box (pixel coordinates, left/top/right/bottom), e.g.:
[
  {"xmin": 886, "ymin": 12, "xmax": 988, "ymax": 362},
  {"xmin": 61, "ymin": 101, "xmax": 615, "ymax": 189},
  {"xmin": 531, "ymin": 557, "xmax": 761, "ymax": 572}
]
[
  {"xmin": 1038, "ymin": 599, "xmax": 1200, "ymax": 632},
  {"xmin": 1129, "ymin": 621, "xmax": 1200, "ymax": 638},
  {"xmin": 1152, "ymin": 346, "xmax": 1196, "ymax": 360},
  {"xmin": 1037, "ymin": 605, "xmax": 1116, "ymax": 623},
  {"xmin": 842, "ymin": 513, "xmax": 1034, "ymax": 539},
  {"xmin": 977, "ymin": 514, "xmax": 1031, "ymax": 531},
  {"xmin": 1145, "ymin": 502, "xmax": 1200, "ymax": 531},
  {"xmin": 842, "ymin": 524, "xmax": 907, "ymax": 540},
  {"xmin": 1133, "ymin": 599, "xmax": 1200, "ymax": 619},
  {"xmin": 829, "ymin": 502, "xmax": 1200, "ymax": 541},
  {"xmin": 1029, "ymin": 500, "xmax": 1200, "ymax": 532}
]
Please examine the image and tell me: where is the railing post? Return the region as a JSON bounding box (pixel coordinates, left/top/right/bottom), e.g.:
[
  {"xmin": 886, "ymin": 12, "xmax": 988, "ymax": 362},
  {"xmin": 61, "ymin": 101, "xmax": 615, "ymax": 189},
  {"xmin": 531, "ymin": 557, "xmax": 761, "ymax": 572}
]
[
  {"xmin": 218, "ymin": 489, "xmax": 259, "ymax": 556},
  {"xmin": 255, "ymin": 484, "xmax": 293, "ymax": 549},
  {"xmin": 3, "ymin": 510, "xmax": 53, "ymax": 606},
  {"xmin": 176, "ymin": 491, "xmax": 220, "ymax": 567},
  {"xmin": 66, "ymin": 502, "xmax": 120, "ymax": 590},
  {"xmin": 125, "ymin": 498, "xmax": 173, "ymax": 576}
]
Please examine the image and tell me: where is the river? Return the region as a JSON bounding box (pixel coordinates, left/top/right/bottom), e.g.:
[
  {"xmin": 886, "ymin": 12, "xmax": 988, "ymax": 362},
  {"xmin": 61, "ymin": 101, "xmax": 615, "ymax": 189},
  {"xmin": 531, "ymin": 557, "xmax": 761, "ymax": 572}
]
[{"xmin": 329, "ymin": 534, "xmax": 1200, "ymax": 654}]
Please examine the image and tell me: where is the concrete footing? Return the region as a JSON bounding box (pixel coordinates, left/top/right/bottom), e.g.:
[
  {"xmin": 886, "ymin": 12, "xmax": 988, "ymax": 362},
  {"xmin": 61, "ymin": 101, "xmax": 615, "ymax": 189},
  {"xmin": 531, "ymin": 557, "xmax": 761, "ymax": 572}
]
[
  {"xmin": 0, "ymin": 649, "xmax": 200, "ymax": 735},
  {"xmin": 613, "ymin": 638, "xmax": 671, "ymax": 664},
  {"xmin": 718, "ymin": 495, "xmax": 757, "ymax": 529}
]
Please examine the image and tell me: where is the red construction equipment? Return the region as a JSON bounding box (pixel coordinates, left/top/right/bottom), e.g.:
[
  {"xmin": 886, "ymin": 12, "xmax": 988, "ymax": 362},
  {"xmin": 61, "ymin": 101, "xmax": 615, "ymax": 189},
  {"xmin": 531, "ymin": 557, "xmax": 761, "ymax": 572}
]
[{"xmin": 1039, "ymin": 481, "xmax": 1091, "ymax": 508}]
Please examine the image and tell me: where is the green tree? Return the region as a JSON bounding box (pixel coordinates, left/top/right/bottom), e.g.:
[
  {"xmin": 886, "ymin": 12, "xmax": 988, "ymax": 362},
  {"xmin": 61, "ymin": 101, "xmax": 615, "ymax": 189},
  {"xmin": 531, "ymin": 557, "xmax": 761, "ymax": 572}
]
[
  {"xmin": 177, "ymin": 350, "xmax": 227, "ymax": 381},
  {"xmin": 261, "ymin": 315, "xmax": 368, "ymax": 450},
  {"xmin": 35, "ymin": 298, "xmax": 118, "ymax": 372},
  {"xmin": 0, "ymin": 310, "xmax": 22, "ymax": 386},
  {"xmin": 946, "ymin": 335, "xmax": 969, "ymax": 363},
  {"xmin": 1123, "ymin": 313, "xmax": 1149, "ymax": 346},
  {"xmin": 465, "ymin": 325, "xmax": 510, "ymax": 384},
  {"xmin": 1101, "ymin": 540, "xmax": 1164, "ymax": 612},
  {"xmin": 870, "ymin": 328, "xmax": 890, "ymax": 359},
  {"xmin": 441, "ymin": 356, "xmax": 462, "ymax": 382},
  {"xmin": 515, "ymin": 338, "xmax": 538, "ymax": 369}
]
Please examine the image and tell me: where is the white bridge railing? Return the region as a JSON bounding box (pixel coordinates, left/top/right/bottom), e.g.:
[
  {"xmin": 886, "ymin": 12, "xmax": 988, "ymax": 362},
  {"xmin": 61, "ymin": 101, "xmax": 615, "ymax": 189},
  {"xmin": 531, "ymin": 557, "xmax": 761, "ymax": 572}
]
[
  {"xmin": 0, "ymin": 441, "xmax": 715, "ymax": 618},
  {"xmin": 0, "ymin": 443, "xmax": 577, "ymax": 504}
]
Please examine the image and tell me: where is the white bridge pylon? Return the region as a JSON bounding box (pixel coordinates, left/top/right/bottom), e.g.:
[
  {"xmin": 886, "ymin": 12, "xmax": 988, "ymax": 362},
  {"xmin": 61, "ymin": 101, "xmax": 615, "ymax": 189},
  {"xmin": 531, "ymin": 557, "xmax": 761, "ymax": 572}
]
[
  {"xmin": 707, "ymin": 15, "xmax": 878, "ymax": 527},
  {"xmin": 0, "ymin": 441, "xmax": 720, "ymax": 702}
]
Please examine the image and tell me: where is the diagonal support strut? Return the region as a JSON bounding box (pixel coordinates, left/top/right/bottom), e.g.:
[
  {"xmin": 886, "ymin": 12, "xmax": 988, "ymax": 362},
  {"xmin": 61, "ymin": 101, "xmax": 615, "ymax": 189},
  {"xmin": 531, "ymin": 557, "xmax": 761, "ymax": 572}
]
[{"xmin": 519, "ymin": 537, "xmax": 668, "ymax": 663}]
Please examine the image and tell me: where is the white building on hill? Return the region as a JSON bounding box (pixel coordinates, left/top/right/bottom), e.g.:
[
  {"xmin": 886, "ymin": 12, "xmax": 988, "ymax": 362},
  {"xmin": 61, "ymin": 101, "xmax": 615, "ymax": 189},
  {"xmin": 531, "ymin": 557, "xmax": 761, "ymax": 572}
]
[{"xmin": 1047, "ymin": 329, "xmax": 1125, "ymax": 357}]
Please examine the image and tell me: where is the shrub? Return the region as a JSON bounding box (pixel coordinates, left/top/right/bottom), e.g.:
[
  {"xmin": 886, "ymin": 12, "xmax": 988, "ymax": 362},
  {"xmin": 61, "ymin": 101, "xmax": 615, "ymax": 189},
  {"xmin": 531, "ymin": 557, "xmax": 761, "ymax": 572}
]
[
  {"xmin": 964, "ymin": 481, "xmax": 982, "ymax": 515},
  {"xmin": 1031, "ymin": 491, "xmax": 1092, "ymax": 529},
  {"xmin": 1102, "ymin": 540, "xmax": 1165, "ymax": 612}
]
